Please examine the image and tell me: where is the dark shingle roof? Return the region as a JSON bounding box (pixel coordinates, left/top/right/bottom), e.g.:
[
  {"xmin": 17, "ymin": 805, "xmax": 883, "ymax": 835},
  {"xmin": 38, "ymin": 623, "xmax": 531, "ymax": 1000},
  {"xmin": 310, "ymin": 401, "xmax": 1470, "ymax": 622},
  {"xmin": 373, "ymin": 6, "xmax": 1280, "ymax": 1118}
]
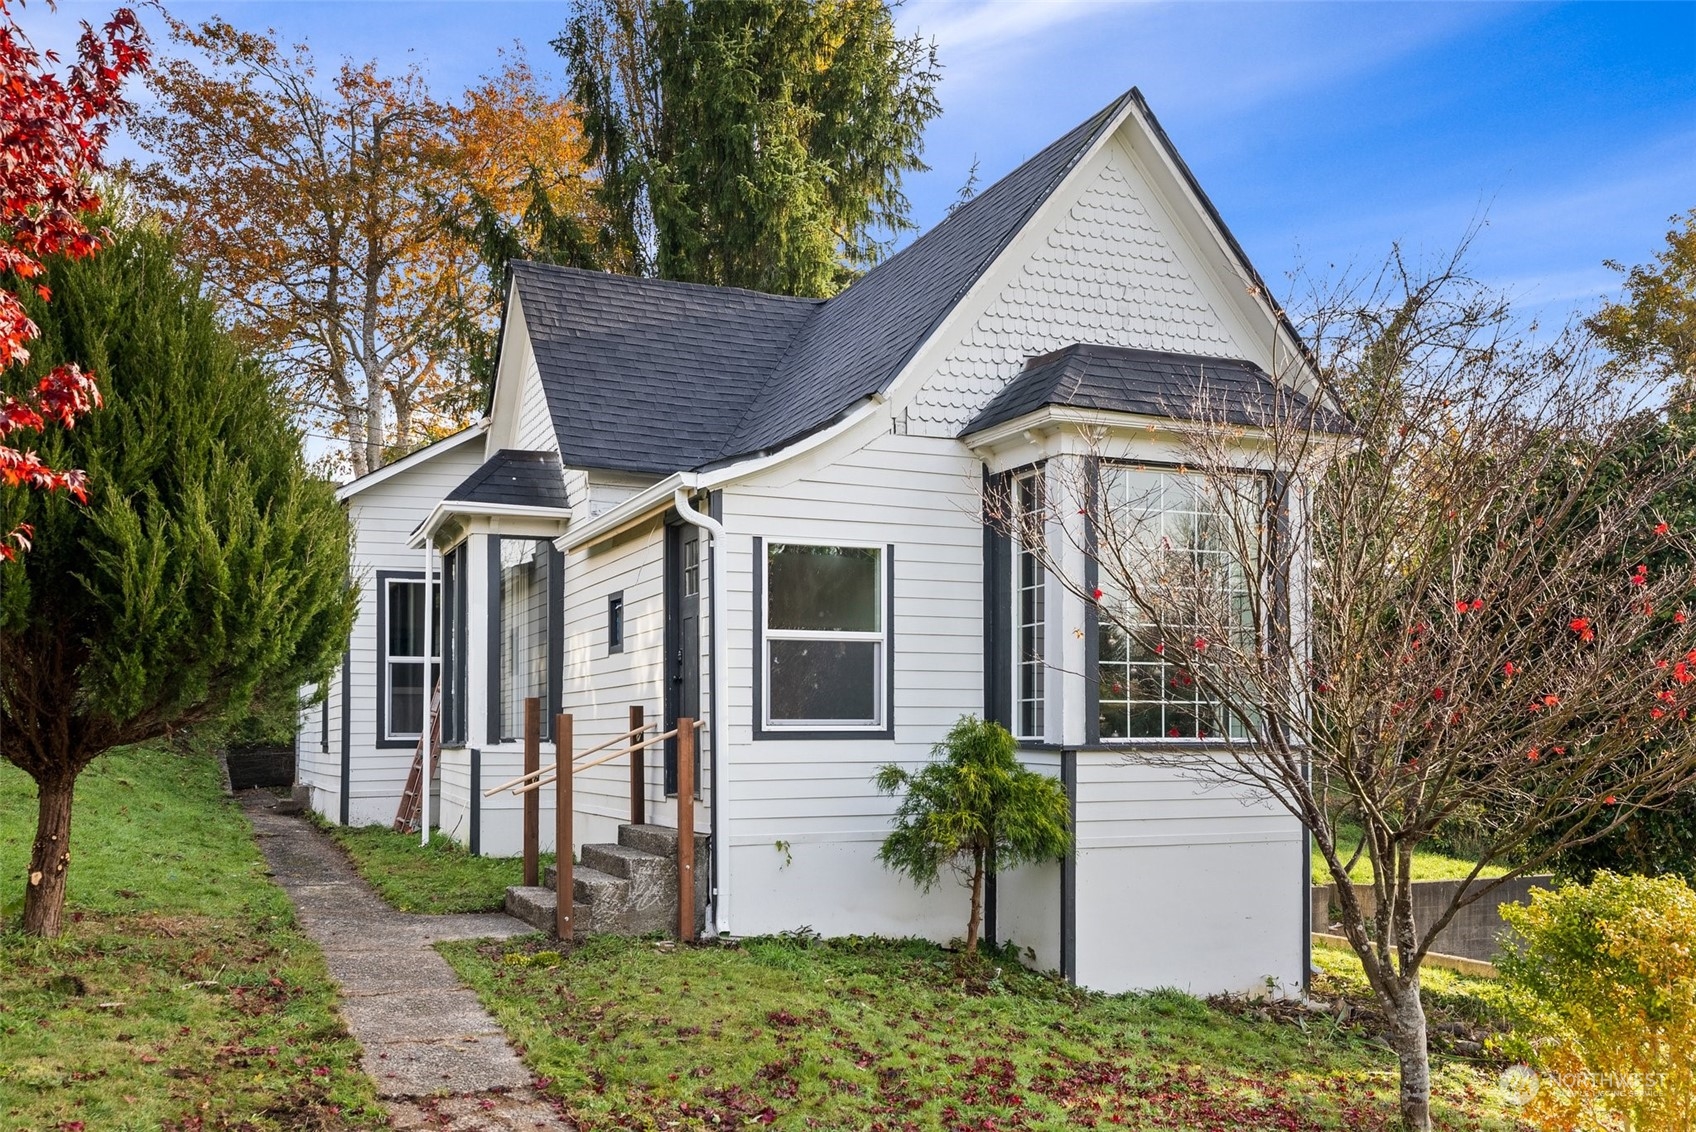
[
  {"xmin": 511, "ymin": 266, "xmax": 820, "ymax": 475},
  {"xmin": 962, "ymin": 344, "xmax": 1319, "ymax": 435},
  {"xmin": 510, "ymin": 89, "xmax": 1137, "ymax": 474},
  {"xmin": 444, "ymin": 449, "xmax": 571, "ymax": 510},
  {"xmin": 714, "ymin": 89, "xmax": 1138, "ymax": 462}
]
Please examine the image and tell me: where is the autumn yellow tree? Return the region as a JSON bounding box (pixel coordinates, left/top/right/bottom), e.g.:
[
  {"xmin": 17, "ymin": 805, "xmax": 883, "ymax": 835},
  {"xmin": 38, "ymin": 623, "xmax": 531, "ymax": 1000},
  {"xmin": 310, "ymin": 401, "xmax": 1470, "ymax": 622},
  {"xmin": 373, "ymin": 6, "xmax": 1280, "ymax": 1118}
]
[
  {"xmin": 443, "ymin": 49, "xmax": 618, "ymax": 392},
  {"xmin": 129, "ymin": 18, "xmax": 477, "ymax": 474}
]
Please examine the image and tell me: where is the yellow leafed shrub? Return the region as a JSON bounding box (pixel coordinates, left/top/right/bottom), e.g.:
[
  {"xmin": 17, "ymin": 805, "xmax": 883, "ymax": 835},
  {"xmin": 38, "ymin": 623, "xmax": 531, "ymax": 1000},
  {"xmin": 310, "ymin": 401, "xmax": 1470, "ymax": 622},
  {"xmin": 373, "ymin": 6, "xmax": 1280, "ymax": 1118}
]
[{"xmin": 1496, "ymin": 871, "xmax": 1696, "ymax": 1131}]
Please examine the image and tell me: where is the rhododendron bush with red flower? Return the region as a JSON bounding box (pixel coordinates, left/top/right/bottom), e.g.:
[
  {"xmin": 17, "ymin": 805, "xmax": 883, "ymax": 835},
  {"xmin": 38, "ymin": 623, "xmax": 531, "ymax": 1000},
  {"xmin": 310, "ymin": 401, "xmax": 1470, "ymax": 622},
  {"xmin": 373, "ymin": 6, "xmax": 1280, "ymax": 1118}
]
[
  {"xmin": 992, "ymin": 242, "xmax": 1696, "ymax": 1131},
  {"xmin": 0, "ymin": 0, "xmax": 145, "ymax": 559}
]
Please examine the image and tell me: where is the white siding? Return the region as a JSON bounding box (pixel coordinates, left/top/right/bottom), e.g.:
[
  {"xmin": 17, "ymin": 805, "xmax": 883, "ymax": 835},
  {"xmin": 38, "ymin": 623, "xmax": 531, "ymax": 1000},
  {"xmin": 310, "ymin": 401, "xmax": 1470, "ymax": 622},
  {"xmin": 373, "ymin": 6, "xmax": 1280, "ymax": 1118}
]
[
  {"xmin": 720, "ymin": 426, "xmax": 984, "ymax": 942},
  {"xmin": 1072, "ymin": 753, "xmax": 1305, "ymax": 995},
  {"xmin": 298, "ymin": 434, "xmax": 488, "ymax": 827},
  {"xmin": 556, "ymin": 514, "xmax": 712, "ymax": 852},
  {"xmin": 908, "ymin": 135, "xmax": 1256, "ymax": 437}
]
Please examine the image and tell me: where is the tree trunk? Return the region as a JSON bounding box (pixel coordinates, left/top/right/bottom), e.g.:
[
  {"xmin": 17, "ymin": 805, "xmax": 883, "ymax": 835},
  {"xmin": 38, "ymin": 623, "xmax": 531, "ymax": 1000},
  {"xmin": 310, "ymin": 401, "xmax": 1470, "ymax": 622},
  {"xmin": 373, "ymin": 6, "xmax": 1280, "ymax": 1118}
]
[
  {"xmin": 21, "ymin": 772, "xmax": 76, "ymax": 938},
  {"xmin": 1386, "ymin": 977, "xmax": 1432, "ymax": 1132},
  {"xmin": 965, "ymin": 845, "xmax": 985, "ymax": 953}
]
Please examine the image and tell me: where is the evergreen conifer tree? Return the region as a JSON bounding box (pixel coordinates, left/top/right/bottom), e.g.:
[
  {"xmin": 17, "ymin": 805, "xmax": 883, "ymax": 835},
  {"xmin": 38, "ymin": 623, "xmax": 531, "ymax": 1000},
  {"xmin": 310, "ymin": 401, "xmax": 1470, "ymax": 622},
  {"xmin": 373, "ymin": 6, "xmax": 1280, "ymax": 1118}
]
[{"xmin": 0, "ymin": 217, "xmax": 354, "ymax": 937}]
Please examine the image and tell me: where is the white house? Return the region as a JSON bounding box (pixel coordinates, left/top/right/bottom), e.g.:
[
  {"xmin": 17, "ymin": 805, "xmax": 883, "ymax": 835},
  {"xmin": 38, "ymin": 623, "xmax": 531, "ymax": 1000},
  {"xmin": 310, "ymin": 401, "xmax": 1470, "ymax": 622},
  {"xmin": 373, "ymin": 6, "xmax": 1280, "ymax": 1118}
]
[{"xmin": 299, "ymin": 88, "xmax": 1322, "ymax": 996}]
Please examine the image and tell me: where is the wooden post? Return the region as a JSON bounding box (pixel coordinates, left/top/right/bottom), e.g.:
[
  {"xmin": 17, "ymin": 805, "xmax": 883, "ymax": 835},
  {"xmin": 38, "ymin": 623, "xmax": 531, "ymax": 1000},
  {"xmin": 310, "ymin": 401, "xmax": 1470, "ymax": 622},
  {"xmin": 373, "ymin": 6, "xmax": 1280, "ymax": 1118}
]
[
  {"xmin": 555, "ymin": 713, "xmax": 573, "ymax": 942},
  {"xmin": 628, "ymin": 704, "xmax": 645, "ymax": 826},
  {"xmin": 522, "ymin": 697, "xmax": 539, "ymax": 888},
  {"xmin": 676, "ymin": 717, "xmax": 695, "ymax": 943}
]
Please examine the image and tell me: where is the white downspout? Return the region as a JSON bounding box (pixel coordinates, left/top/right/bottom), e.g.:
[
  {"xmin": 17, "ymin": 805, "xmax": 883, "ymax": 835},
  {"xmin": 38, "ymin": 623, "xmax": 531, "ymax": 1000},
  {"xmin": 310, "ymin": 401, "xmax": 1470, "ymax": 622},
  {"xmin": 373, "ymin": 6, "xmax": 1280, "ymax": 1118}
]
[
  {"xmin": 421, "ymin": 538, "xmax": 434, "ymax": 846},
  {"xmin": 673, "ymin": 487, "xmax": 729, "ymax": 935}
]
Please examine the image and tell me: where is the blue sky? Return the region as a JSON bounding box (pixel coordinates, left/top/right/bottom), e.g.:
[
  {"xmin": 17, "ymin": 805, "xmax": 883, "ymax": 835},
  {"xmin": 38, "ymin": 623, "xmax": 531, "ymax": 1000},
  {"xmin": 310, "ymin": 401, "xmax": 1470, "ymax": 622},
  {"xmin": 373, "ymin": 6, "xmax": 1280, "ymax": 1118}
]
[{"xmin": 26, "ymin": 0, "xmax": 1696, "ymax": 328}]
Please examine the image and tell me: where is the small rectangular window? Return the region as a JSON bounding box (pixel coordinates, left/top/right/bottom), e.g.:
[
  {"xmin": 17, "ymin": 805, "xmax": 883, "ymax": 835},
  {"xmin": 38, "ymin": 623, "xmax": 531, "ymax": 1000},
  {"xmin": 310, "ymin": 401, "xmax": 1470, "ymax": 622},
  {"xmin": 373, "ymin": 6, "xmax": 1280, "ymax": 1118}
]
[
  {"xmin": 763, "ymin": 543, "xmax": 886, "ymax": 729},
  {"xmin": 608, "ymin": 592, "xmax": 625, "ymax": 654},
  {"xmin": 683, "ymin": 539, "xmax": 700, "ymax": 598}
]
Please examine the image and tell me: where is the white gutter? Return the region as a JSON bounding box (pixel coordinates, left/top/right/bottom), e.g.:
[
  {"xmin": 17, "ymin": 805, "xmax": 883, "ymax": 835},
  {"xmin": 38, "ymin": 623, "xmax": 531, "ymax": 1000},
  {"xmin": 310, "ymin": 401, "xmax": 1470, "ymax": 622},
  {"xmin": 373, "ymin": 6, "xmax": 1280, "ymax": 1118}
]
[
  {"xmin": 560, "ymin": 397, "xmax": 882, "ymax": 554},
  {"xmin": 672, "ymin": 488, "xmax": 731, "ymax": 936}
]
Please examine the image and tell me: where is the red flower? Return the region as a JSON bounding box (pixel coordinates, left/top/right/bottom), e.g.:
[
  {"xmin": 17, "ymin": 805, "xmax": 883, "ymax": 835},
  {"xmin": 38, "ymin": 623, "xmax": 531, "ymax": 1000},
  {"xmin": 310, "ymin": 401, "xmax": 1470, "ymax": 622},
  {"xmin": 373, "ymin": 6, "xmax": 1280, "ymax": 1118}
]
[
  {"xmin": 1471, "ymin": 598, "xmax": 1484, "ymax": 612},
  {"xmin": 1658, "ymin": 689, "xmax": 1677, "ymax": 704},
  {"xmin": 1455, "ymin": 600, "xmax": 1469, "ymax": 612},
  {"xmin": 1604, "ymin": 795, "xmax": 1618, "ymax": 806},
  {"xmin": 1656, "ymin": 521, "xmax": 1671, "ymax": 536},
  {"xmin": 1569, "ymin": 617, "xmax": 1594, "ymax": 642},
  {"xmin": 1167, "ymin": 727, "xmax": 1180, "ymax": 738},
  {"xmin": 1091, "ymin": 587, "xmax": 1103, "ymax": 601},
  {"xmin": 1552, "ymin": 745, "xmax": 1566, "ymax": 755},
  {"xmin": 1431, "ymin": 687, "xmax": 1446, "ymax": 701},
  {"xmin": 1503, "ymin": 662, "xmax": 1517, "ymax": 677},
  {"xmin": 1527, "ymin": 748, "xmax": 1540, "ymax": 761},
  {"xmin": 1677, "ymin": 611, "xmax": 1688, "ymax": 624},
  {"xmin": 1153, "ymin": 643, "xmax": 1165, "ymax": 655},
  {"xmin": 1543, "ymin": 694, "xmax": 1561, "ymax": 708},
  {"xmin": 1630, "ymin": 564, "xmax": 1648, "ymax": 586},
  {"xmin": 1652, "ymin": 707, "xmax": 1666, "ymax": 720},
  {"xmin": 1193, "ymin": 637, "xmax": 1208, "ymax": 652}
]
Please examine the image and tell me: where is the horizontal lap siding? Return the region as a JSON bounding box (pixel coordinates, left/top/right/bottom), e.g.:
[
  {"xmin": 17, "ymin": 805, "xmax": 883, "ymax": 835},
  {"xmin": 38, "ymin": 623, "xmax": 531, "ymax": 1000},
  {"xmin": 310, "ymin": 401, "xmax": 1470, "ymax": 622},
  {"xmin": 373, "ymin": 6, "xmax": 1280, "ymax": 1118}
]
[
  {"xmin": 313, "ymin": 439, "xmax": 487, "ymax": 827},
  {"xmin": 1072, "ymin": 753, "xmax": 1304, "ymax": 995},
  {"xmin": 722, "ymin": 430, "xmax": 985, "ymax": 941},
  {"xmin": 562, "ymin": 516, "xmax": 674, "ymax": 850}
]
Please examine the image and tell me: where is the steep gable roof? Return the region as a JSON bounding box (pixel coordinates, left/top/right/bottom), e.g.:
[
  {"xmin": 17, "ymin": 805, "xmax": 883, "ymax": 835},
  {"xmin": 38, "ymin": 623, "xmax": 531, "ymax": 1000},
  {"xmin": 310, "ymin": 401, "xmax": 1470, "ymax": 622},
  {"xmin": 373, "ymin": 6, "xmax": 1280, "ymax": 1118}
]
[
  {"xmin": 510, "ymin": 265, "xmax": 819, "ymax": 475},
  {"xmin": 963, "ymin": 344, "xmax": 1314, "ymax": 435},
  {"xmin": 507, "ymin": 86, "xmax": 1311, "ymax": 474}
]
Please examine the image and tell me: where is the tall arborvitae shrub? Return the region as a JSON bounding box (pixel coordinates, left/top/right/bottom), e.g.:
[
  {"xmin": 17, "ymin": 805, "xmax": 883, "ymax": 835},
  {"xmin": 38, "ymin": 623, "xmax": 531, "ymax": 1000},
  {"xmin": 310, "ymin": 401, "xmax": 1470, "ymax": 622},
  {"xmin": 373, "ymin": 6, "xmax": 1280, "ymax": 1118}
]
[{"xmin": 0, "ymin": 217, "xmax": 355, "ymax": 936}]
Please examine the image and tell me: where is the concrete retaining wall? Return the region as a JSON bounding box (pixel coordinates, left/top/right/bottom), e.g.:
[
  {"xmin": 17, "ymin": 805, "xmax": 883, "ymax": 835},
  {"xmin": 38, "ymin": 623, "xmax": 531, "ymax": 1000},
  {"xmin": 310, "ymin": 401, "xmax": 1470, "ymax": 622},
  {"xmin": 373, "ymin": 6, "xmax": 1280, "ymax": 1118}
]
[{"xmin": 1310, "ymin": 874, "xmax": 1551, "ymax": 963}]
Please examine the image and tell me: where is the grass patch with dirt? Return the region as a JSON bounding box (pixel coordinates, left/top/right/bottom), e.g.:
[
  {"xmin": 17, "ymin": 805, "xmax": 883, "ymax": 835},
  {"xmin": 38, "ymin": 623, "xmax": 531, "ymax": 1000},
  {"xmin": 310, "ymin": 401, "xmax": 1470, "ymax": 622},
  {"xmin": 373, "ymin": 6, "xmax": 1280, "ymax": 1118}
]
[
  {"xmin": 324, "ymin": 821, "xmax": 552, "ymax": 914},
  {"xmin": 0, "ymin": 748, "xmax": 387, "ymax": 1131},
  {"xmin": 440, "ymin": 932, "xmax": 1529, "ymax": 1131}
]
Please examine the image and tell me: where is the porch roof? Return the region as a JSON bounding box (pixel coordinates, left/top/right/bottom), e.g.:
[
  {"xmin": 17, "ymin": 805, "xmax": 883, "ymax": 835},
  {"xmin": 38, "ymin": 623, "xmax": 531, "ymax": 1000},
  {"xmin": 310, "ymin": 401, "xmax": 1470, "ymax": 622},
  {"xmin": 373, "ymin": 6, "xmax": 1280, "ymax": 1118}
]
[{"xmin": 445, "ymin": 449, "xmax": 571, "ymax": 510}]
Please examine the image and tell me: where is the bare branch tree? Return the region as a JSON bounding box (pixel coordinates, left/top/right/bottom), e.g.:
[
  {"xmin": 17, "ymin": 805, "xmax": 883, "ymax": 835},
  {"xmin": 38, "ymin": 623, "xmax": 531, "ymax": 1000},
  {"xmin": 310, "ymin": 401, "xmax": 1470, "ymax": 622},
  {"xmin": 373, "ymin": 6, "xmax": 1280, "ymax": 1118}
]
[{"xmin": 991, "ymin": 246, "xmax": 1696, "ymax": 1130}]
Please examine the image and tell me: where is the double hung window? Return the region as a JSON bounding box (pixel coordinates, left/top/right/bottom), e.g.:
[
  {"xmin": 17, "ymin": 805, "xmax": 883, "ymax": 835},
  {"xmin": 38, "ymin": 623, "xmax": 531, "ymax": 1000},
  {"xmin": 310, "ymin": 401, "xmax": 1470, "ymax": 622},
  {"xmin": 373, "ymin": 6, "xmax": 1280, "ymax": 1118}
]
[
  {"xmin": 383, "ymin": 576, "xmax": 439, "ymax": 742},
  {"xmin": 762, "ymin": 543, "xmax": 887, "ymax": 730}
]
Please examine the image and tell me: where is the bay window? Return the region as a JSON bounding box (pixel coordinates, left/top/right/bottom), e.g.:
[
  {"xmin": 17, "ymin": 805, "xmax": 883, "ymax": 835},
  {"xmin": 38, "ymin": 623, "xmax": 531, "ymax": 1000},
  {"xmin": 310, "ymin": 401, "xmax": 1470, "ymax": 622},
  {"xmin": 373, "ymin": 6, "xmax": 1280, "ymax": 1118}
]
[
  {"xmin": 1095, "ymin": 466, "xmax": 1257, "ymax": 741},
  {"xmin": 1012, "ymin": 471, "xmax": 1047, "ymax": 740}
]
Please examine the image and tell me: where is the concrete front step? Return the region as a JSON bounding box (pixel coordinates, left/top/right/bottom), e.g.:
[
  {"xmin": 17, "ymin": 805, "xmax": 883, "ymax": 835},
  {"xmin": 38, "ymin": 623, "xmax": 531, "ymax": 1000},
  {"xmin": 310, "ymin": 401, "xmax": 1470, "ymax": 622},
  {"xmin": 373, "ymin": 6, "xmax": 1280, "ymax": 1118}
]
[
  {"xmin": 619, "ymin": 822, "xmax": 710, "ymax": 861},
  {"xmin": 503, "ymin": 885, "xmax": 588, "ymax": 937}
]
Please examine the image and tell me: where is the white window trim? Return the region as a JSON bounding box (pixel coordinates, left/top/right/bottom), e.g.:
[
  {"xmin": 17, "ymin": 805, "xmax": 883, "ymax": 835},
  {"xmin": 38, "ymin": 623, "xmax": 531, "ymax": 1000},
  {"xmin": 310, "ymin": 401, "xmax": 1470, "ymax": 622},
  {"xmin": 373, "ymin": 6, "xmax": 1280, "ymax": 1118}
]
[
  {"xmin": 382, "ymin": 575, "xmax": 440, "ymax": 743},
  {"xmin": 1011, "ymin": 470, "xmax": 1047, "ymax": 742},
  {"xmin": 1094, "ymin": 463, "xmax": 1263, "ymax": 745},
  {"xmin": 760, "ymin": 539, "xmax": 888, "ymax": 732}
]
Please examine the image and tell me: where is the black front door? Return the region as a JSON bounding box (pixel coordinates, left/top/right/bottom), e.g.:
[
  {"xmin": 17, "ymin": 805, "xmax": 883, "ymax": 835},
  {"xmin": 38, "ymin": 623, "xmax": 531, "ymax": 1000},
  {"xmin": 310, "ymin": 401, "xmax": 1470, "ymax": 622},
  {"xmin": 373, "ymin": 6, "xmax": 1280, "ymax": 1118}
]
[{"xmin": 664, "ymin": 520, "xmax": 701, "ymax": 795}]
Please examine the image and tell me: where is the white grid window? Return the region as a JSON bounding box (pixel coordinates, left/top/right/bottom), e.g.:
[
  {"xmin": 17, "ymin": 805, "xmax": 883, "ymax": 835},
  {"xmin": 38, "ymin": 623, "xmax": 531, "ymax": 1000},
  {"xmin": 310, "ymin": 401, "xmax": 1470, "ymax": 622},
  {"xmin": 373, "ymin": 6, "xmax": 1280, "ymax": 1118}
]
[
  {"xmin": 763, "ymin": 543, "xmax": 885, "ymax": 729},
  {"xmin": 384, "ymin": 577, "xmax": 439, "ymax": 741},
  {"xmin": 1096, "ymin": 468, "xmax": 1255, "ymax": 741},
  {"xmin": 1012, "ymin": 471, "xmax": 1046, "ymax": 740}
]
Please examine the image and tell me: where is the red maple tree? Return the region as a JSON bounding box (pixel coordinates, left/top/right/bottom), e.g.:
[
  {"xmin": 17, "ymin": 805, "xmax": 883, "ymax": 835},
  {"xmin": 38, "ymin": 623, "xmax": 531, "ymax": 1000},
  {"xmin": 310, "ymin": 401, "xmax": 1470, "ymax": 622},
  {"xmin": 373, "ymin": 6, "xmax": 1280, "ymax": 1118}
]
[{"xmin": 0, "ymin": 0, "xmax": 147, "ymax": 558}]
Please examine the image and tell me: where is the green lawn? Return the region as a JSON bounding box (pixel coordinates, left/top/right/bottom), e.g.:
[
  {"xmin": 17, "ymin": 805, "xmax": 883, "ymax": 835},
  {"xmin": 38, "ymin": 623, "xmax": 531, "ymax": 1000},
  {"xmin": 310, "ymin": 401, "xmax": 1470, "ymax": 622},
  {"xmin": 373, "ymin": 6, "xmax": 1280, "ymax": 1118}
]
[
  {"xmin": 325, "ymin": 821, "xmax": 552, "ymax": 914},
  {"xmin": 440, "ymin": 932, "xmax": 1529, "ymax": 1131},
  {"xmin": 0, "ymin": 748, "xmax": 387, "ymax": 1131},
  {"xmin": 1312, "ymin": 821, "xmax": 1511, "ymax": 886}
]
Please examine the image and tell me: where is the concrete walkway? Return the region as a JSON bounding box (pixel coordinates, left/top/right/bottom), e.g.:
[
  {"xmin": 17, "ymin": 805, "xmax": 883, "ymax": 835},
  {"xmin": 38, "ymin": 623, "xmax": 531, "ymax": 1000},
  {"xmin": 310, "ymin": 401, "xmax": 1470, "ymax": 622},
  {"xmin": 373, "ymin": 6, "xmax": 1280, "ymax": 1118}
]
[{"xmin": 240, "ymin": 796, "xmax": 571, "ymax": 1131}]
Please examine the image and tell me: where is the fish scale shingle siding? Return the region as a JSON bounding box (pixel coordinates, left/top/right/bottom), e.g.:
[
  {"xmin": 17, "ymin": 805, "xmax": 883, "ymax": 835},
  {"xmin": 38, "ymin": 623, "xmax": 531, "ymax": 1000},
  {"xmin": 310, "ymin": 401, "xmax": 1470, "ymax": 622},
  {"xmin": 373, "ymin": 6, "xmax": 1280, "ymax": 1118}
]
[{"xmin": 911, "ymin": 147, "xmax": 1243, "ymax": 436}]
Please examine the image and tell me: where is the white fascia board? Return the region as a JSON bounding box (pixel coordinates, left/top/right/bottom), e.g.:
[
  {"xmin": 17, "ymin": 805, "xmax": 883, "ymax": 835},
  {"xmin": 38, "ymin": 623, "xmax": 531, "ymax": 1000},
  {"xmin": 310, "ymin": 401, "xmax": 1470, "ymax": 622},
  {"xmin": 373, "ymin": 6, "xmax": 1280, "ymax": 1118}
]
[
  {"xmin": 408, "ymin": 501, "xmax": 572, "ymax": 549},
  {"xmin": 334, "ymin": 421, "xmax": 490, "ymax": 502},
  {"xmin": 557, "ymin": 397, "xmax": 882, "ymax": 552}
]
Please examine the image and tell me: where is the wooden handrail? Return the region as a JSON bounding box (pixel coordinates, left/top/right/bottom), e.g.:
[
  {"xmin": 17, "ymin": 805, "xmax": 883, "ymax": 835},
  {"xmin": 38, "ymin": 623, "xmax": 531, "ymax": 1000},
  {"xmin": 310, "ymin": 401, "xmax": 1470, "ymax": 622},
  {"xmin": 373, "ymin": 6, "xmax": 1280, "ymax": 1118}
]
[
  {"xmin": 500, "ymin": 719, "xmax": 705, "ymax": 797},
  {"xmin": 483, "ymin": 719, "xmax": 655, "ymax": 796}
]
